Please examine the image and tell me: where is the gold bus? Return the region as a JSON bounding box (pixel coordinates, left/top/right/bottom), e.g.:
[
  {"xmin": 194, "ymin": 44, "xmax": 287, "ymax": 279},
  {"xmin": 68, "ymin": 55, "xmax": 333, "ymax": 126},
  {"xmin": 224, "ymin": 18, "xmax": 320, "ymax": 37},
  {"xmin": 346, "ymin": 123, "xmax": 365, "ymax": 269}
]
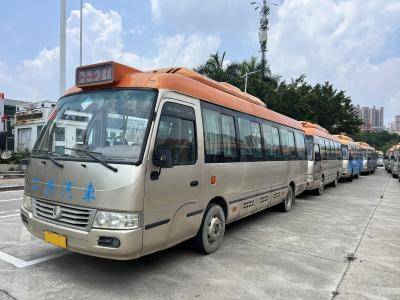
[
  {"xmin": 302, "ymin": 122, "xmax": 342, "ymax": 195},
  {"xmin": 21, "ymin": 61, "xmax": 307, "ymax": 259}
]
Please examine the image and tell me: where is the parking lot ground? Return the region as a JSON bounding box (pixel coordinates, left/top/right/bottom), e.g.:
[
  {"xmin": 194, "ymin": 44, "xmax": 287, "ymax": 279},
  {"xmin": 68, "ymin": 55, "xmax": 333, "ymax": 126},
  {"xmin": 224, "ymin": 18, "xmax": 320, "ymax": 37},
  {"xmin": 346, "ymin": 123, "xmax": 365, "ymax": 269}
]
[{"xmin": 0, "ymin": 168, "xmax": 399, "ymax": 300}]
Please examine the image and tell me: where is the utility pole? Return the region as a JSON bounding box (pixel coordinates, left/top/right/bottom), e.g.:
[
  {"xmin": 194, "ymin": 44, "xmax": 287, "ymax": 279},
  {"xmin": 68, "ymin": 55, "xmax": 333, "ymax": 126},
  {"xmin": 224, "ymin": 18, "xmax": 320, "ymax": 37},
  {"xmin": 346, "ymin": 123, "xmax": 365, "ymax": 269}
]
[
  {"xmin": 251, "ymin": 0, "xmax": 277, "ymax": 76},
  {"xmin": 80, "ymin": 0, "xmax": 83, "ymax": 66},
  {"xmin": 59, "ymin": 0, "xmax": 66, "ymax": 97},
  {"xmin": 241, "ymin": 70, "xmax": 260, "ymax": 93},
  {"xmin": 259, "ymin": 0, "xmax": 268, "ymax": 74}
]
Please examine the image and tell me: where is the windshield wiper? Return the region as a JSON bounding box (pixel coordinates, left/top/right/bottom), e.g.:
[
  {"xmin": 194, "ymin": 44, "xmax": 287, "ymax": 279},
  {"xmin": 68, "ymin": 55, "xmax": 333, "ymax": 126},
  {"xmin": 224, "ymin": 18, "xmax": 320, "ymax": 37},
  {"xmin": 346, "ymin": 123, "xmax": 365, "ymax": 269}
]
[
  {"xmin": 64, "ymin": 147, "xmax": 118, "ymax": 173},
  {"xmin": 32, "ymin": 149, "xmax": 64, "ymax": 168}
]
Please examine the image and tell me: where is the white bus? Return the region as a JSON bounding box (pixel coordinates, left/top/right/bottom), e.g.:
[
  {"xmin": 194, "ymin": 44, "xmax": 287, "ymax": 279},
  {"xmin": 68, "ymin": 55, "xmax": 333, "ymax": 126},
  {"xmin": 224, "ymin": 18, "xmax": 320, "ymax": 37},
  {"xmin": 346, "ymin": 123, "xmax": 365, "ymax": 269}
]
[{"xmin": 21, "ymin": 61, "xmax": 307, "ymax": 259}]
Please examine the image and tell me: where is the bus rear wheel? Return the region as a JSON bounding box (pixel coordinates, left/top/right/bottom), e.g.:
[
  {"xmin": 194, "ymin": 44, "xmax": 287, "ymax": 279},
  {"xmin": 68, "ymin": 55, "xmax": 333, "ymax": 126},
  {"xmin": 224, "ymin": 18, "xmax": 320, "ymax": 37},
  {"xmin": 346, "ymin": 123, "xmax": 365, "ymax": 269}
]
[
  {"xmin": 279, "ymin": 185, "xmax": 294, "ymax": 212},
  {"xmin": 315, "ymin": 179, "xmax": 324, "ymax": 196},
  {"xmin": 193, "ymin": 203, "xmax": 225, "ymax": 254}
]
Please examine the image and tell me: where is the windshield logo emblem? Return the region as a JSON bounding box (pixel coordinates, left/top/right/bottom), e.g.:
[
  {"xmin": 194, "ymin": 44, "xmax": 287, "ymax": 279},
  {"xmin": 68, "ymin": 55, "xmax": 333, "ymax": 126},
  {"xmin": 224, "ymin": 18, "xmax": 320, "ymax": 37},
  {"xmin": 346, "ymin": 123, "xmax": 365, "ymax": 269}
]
[{"xmin": 52, "ymin": 206, "xmax": 62, "ymax": 219}]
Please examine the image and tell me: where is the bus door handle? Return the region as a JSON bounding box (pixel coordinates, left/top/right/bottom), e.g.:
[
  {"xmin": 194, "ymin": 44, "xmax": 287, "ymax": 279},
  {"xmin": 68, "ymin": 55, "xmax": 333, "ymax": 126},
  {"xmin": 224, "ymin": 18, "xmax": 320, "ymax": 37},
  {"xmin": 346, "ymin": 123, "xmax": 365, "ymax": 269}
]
[{"xmin": 190, "ymin": 181, "xmax": 199, "ymax": 187}]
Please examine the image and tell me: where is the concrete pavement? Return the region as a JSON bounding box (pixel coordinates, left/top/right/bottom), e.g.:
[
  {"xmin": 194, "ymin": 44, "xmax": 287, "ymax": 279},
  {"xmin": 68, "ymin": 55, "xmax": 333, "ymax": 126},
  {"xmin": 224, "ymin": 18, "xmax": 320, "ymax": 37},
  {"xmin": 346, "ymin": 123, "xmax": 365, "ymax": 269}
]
[{"xmin": 0, "ymin": 168, "xmax": 399, "ymax": 299}]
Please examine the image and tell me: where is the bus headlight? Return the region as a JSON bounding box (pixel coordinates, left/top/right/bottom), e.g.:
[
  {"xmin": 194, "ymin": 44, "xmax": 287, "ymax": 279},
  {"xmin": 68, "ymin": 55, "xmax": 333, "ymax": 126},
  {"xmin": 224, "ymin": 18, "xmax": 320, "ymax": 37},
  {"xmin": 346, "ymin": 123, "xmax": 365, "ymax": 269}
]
[
  {"xmin": 93, "ymin": 211, "xmax": 140, "ymax": 230},
  {"xmin": 22, "ymin": 194, "xmax": 32, "ymax": 211}
]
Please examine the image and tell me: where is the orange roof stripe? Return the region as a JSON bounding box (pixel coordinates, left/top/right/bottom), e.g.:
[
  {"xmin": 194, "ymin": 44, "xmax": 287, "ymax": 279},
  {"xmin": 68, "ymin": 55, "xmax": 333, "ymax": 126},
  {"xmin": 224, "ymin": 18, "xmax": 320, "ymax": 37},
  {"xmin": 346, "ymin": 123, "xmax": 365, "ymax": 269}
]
[
  {"xmin": 301, "ymin": 121, "xmax": 340, "ymax": 142},
  {"xmin": 65, "ymin": 61, "xmax": 303, "ymax": 131},
  {"xmin": 334, "ymin": 134, "xmax": 357, "ymax": 146}
]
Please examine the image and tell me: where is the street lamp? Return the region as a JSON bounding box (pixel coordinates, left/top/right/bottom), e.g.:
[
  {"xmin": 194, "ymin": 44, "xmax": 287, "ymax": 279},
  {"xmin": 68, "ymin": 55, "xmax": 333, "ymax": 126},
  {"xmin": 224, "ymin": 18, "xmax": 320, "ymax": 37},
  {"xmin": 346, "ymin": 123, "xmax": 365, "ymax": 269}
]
[{"xmin": 241, "ymin": 70, "xmax": 260, "ymax": 93}]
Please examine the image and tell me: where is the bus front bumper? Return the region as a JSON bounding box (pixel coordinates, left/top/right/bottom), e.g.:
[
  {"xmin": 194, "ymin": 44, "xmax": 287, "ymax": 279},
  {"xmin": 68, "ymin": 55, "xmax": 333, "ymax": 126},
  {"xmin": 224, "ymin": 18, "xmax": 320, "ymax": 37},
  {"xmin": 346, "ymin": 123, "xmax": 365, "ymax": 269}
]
[{"xmin": 20, "ymin": 206, "xmax": 142, "ymax": 260}]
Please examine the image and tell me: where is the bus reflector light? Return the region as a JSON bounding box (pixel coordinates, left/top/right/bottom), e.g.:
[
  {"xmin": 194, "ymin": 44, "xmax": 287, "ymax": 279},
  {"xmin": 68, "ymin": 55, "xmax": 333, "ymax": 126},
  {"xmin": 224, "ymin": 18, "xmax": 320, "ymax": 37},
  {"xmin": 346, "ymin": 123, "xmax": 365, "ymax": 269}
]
[{"xmin": 211, "ymin": 176, "xmax": 217, "ymax": 185}]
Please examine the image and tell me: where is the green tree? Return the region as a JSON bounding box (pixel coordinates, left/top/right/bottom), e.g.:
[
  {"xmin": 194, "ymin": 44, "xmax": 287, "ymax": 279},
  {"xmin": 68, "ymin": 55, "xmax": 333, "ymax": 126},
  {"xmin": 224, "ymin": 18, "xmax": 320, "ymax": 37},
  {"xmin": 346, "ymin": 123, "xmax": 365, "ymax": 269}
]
[{"xmin": 195, "ymin": 53, "xmax": 362, "ymax": 135}]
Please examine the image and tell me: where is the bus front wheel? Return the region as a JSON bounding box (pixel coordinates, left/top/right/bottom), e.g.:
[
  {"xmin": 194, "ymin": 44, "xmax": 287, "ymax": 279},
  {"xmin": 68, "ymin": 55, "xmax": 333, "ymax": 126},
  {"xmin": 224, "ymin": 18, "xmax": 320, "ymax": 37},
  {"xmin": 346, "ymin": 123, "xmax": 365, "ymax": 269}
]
[{"xmin": 193, "ymin": 203, "xmax": 225, "ymax": 254}]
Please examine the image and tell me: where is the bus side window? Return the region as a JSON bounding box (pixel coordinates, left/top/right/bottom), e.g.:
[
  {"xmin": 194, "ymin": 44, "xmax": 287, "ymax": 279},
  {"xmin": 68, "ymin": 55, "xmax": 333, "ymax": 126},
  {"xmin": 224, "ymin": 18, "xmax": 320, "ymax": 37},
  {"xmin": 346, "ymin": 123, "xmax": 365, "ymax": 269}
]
[
  {"xmin": 314, "ymin": 143, "xmax": 320, "ymax": 160},
  {"xmin": 202, "ymin": 108, "xmax": 222, "ymax": 163},
  {"xmin": 271, "ymin": 126, "xmax": 281, "ymax": 160},
  {"xmin": 221, "ymin": 114, "xmax": 238, "ymax": 160},
  {"xmin": 320, "ymin": 139, "xmax": 327, "ymax": 160},
  {"xmin": 262, "ymin": 124, "xmax": 273, "ymax": 159},
  {"xmin": 238, "ymin": 118, "xmax": 252, "ymax": 159},
  {"xmin": 154, "ymin": 102, "xmax": 197, "ymax": 166},
  {"xmin": 279, "ymin": 128, "xmax": 289, "ymax": 160},
  {"xmin": 287, "ymin": 130, "xmax": 296, "ymax": 160},
  {"xmin": 295, "ymin": 132, "xmax": 306, "ymax": 160},
  {"xmin": 251, "ymin": 122, "xmax": 263, "ymax": 158}
]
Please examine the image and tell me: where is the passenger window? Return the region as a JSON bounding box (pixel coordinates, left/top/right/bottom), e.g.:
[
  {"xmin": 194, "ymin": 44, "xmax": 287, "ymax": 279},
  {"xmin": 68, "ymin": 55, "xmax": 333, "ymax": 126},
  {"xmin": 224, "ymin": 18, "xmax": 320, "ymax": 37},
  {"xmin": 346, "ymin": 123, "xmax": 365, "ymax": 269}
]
[
  {"xmin": 295, "ymin": 132, "xmax": 306, "ymax": 160},
  {"xmin": 314, "ymin": 143, "xmax": 320, "ymax": 160},
  {"xmin": 262, "ymin": 124, "xmax": 273, "ymax": 158},
  {"xmin": 320, "ymin": 139, "xmax": 327, "ymax": 160},
  {"xmin": 221, "ymin": 114, "xmax": 238, "ymax": 158},
  {"xmin": 271, "ymin": 127, "xmax": 281, "ymax": 159},
  {"xmin": 251, "ymin": 122, "xmax": 263, "ymax": 157},
  {"xmin": 238, "ymin": 118, "xmax": 252, "ymax": 157},
  {"xmin": 280, "ymin": 129, "xmax": 289, "ymax": 160},
  {"xmin": 154, "ymin": 102, "xmax": 196, "ymax": 166},
  {"xmin": 202, "ymin": 108, "xmax": 222, "ymax": 161},
  {"xmin": 288, "ymin": 131, "xmax": 296, "ymax": 159}
]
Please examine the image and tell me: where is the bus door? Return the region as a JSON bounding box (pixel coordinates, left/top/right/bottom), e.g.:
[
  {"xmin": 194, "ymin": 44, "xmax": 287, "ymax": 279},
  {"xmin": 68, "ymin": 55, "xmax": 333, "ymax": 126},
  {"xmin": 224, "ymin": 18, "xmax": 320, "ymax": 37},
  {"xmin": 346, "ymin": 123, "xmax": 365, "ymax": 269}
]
[
  {"xmin": 313, "ymin": 142, "xmax": 322, "ymax": 180},
  {"xmin": 142, "ymin": 98, "xmax": 201, "ymax": 255}
]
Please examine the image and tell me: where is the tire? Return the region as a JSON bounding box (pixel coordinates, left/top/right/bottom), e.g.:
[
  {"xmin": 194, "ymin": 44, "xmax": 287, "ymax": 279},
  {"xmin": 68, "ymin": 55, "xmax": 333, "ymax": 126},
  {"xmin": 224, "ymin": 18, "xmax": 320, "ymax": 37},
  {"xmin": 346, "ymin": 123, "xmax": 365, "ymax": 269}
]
[
  {"xmin": 314, "ymin": 178, "xmax": 324, "ymax": 196},
  {"xmin": 347, "ymin": 174, "xmax": 353, "ymax": 182},
  {"xmin": 193, "ymin": 203, "xmax": 225, "ymax": 254},
  {"xmin": 279, "ymin": 185, "xmax": 294, "ymax": 212}
]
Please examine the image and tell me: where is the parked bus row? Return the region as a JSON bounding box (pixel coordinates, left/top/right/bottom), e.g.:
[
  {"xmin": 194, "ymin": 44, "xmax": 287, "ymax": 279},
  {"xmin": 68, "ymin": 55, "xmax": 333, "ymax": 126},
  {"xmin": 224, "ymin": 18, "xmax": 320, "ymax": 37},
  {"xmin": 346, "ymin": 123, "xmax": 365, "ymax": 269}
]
[
  {"xmin": 20, "ymin": 61, "xmax": 378, "ymax": 260},
  {"xmin": 384, "ymin": 144, "xmax": 400, "ymax": 180}
]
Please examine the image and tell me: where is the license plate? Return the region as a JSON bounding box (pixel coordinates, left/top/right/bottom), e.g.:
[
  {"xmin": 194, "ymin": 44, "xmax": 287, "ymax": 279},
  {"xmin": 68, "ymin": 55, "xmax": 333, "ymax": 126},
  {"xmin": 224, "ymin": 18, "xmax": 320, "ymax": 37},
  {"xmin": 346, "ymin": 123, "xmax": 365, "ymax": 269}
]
[{"xmin": 43, "ymin": 231, "xmax": 67, "ymax": 248}]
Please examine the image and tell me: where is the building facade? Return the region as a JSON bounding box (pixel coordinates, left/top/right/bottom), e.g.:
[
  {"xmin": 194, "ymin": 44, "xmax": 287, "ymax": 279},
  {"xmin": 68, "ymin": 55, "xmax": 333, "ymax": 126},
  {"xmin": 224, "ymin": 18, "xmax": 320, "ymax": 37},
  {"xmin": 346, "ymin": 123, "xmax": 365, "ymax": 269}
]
[
  {"xmin": 0, "ymin": 94, "xmax": 30, "ymax": 151},
  {"xmin": 354, "ymin": 105, "xmax": 384, "ymax": 132},
  {"xmin": 14, "ymin": 101, "xmax": 56, "ymax": 151}
]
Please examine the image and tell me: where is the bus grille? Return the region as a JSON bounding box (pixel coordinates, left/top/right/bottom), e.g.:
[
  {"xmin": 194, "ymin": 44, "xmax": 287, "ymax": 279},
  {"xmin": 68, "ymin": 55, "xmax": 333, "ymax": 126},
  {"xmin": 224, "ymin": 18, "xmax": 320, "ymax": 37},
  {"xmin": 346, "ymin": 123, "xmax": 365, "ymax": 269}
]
[{"xmin": 32, "ymin": 198, "xmax": 96, "ymax": 231}]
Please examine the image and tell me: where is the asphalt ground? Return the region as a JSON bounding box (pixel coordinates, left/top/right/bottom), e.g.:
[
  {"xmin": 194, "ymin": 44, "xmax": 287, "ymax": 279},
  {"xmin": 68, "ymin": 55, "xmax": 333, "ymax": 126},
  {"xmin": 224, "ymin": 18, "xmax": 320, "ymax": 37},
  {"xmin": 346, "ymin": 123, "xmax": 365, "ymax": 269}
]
[{"xmin": 0, "ymin": 168, "xmax": 399, "ymax": 300}]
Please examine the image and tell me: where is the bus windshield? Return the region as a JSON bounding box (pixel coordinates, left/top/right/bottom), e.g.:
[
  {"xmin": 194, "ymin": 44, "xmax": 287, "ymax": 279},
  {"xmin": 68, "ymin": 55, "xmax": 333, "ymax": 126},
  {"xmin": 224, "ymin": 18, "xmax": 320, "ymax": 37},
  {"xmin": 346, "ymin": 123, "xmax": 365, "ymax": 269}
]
[{"xmin": 32, "ymin": 89, "xmax": 157, "ymax": 164}]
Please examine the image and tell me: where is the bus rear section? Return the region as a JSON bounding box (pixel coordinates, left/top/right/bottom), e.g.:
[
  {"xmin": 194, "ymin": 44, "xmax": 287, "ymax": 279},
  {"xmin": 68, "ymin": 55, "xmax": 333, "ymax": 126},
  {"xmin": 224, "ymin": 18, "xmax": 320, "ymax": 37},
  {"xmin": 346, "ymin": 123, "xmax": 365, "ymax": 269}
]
[
  {"xmin": 302, "ymin": 122, "xmax": 342, "ymax": 196},
  {"xmin": 20, "ymin": 61, "xmax": 308, "ymax": 260}
]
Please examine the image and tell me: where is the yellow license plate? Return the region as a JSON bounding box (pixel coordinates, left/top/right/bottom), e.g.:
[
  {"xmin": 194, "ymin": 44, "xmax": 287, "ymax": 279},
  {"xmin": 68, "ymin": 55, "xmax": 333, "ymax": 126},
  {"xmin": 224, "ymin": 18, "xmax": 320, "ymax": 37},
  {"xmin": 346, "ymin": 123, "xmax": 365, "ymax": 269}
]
[{"xmin": 43, "ymin": 231, "xmax": 67, "ymax": 248}]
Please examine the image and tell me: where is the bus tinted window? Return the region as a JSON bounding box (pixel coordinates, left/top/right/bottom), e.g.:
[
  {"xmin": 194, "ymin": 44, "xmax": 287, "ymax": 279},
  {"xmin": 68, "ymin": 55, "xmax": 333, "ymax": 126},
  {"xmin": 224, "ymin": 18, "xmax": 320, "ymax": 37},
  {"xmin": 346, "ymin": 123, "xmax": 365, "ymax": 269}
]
[
  {"xmin": 305, "ymin": 136, "xmax": 314, "ymax": 161},
  {"xmin": 262, "ymin": 124, "xmax": 273, "ymax": 158},
  {"xmin": 238, "ymin": 118, "xmax": 252, "ymax": 157},
  {"xmin": 342, "ymin": 145, "xmax": 348, "ymax": 159},
  {"xmin": 280, "ymin": 128, "xmax": 289, "ymax": 159},
  {"xmin": 295, "ymin": 132, "xmax": 306, "ymax": 160},
  {"xmin": 288, "ymin": 131, "xmax": 296, "ymax": 159},
  {"xmin": 155, "ymin": 103, "xmax": 196, "ymax": 165},
  {"xmin": 221, "ymin": 114, "xmax": 237, "ymax": 158},
  {"xmin": 251, "ymin": 122, "xmax": 263, "ymax": 157},
  {"xmin": 320, "ymin": 139, "xmax": 327, "ymax": 160},
  {"xmin": 203, "ymin": 108, "xmax": 221, "ymax": 158},
  {"xmin": 271, "ymin": 127, "xmax": 281, "ymax": 159}
]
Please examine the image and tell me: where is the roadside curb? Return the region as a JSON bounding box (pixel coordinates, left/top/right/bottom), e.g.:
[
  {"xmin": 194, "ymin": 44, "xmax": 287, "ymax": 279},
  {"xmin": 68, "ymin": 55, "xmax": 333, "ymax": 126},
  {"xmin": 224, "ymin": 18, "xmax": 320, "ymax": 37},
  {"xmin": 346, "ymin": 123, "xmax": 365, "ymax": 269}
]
[{"xmin": 0, "ymin": 185, "xmax": 24, "ymax": 192}]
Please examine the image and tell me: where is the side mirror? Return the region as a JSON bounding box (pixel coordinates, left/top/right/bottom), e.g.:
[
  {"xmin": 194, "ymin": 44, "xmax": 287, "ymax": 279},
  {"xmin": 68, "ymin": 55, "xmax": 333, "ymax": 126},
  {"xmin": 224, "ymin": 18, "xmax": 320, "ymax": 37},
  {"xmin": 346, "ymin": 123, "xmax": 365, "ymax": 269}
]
[
  {"xmin": 315, "ymin": 153, "xmax": 321, "ymax": 162},
  {"xmin": 158, "ymin": 147, "xmax": 174, "ymax": 168}
]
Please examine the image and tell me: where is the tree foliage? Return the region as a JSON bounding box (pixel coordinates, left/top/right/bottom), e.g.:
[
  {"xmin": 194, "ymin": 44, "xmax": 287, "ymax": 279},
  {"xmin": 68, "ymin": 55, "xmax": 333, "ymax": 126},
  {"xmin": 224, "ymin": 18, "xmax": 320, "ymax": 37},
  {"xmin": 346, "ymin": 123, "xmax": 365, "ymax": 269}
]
[
  {"xmin": 350, "ymin": 131, "xmax": 400, "ymax": 152},
  {"xmin": 195, "ymin": 53, "xmax": 362, "ymax": 135}
]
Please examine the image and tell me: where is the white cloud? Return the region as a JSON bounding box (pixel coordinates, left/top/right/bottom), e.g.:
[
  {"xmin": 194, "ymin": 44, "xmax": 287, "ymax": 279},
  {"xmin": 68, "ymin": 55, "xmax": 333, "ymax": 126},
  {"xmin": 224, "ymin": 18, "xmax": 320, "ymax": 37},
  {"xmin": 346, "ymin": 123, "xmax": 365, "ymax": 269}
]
[
  {"xmin": 0, "ymin": 3, "xmax": 220, "ymax": 102},
  {"xmin": 268, "ymin": 0, "xmax": 400, "ymax": 123}
]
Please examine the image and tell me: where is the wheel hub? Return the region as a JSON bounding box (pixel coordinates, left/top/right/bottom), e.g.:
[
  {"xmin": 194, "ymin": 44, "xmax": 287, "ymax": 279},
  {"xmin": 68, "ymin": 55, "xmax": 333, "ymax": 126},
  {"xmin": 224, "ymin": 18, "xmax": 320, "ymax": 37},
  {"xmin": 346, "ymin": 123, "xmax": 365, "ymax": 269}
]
[{"xmin": 207, "ymin": 216, "xmax": 221, "ymax": 244}]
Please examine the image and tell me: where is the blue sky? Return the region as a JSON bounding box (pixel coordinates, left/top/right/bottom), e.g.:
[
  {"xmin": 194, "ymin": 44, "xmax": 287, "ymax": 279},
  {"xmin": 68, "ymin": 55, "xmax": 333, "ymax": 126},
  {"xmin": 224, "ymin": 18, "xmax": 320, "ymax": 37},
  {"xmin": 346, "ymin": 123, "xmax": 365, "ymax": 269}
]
[{"xmin": 0, "ymin": 0, "xmax": 399, "ymax": 125}]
